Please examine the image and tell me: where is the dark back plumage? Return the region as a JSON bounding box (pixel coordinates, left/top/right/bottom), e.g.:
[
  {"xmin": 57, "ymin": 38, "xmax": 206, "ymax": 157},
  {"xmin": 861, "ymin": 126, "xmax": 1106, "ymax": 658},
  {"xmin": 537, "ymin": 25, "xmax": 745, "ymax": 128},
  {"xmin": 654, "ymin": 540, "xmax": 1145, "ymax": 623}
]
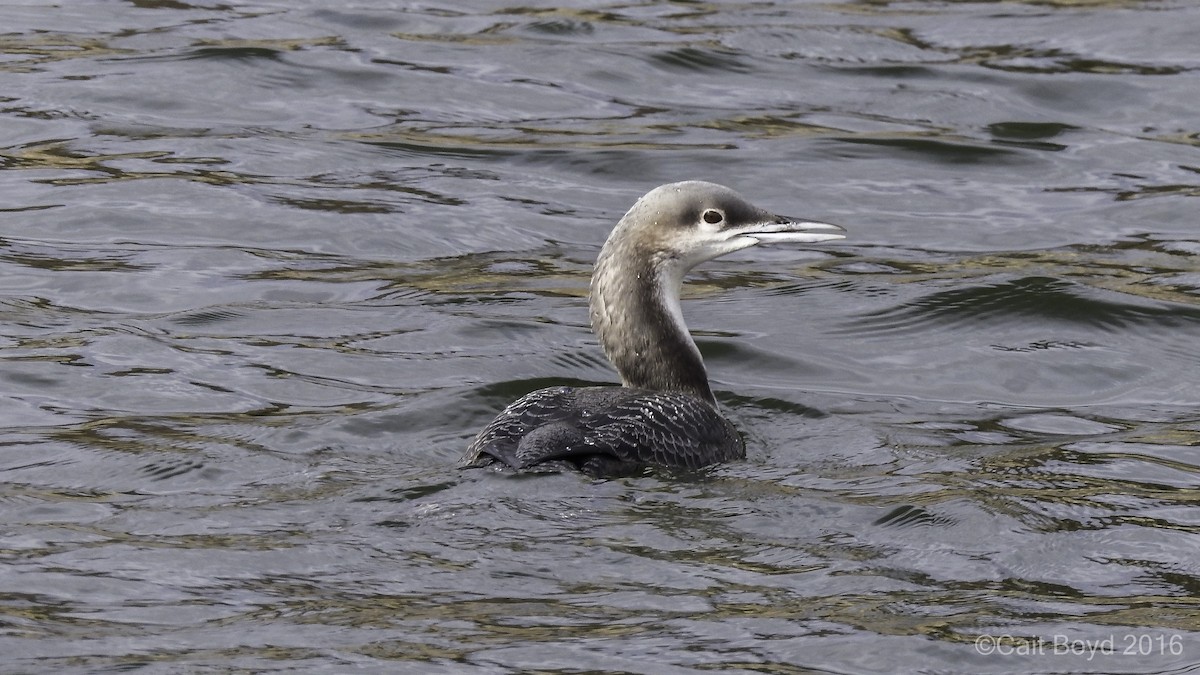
[{"xmin": 462, "ymin": 386, "xmax": 744, "ymax": 476}]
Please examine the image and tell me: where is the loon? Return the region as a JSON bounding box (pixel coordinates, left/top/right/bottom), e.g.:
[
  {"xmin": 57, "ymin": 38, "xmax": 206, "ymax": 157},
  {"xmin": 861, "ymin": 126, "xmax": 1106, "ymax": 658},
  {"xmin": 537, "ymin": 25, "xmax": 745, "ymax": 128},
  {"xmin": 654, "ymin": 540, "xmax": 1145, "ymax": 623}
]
[{"xmin": 460, "ymin": 181, "xmax": 845, "ymax": 476}]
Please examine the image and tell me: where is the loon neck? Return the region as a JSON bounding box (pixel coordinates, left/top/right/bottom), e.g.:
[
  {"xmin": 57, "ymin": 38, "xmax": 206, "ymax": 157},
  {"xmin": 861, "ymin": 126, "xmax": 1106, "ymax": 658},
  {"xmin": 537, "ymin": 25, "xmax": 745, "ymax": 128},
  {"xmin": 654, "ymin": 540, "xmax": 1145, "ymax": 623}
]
[{"xmin": 589, "ymin": 241, "xmax": 716, "ymax": 406}]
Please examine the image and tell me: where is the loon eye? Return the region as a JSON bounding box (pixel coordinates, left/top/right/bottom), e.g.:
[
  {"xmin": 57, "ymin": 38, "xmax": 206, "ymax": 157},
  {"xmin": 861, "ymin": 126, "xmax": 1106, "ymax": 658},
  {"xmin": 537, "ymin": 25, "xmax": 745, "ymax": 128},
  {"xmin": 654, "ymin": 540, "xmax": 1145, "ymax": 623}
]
[{"xmin": 701, "ymin": 209, "xmax": 724, "ymax": 225}]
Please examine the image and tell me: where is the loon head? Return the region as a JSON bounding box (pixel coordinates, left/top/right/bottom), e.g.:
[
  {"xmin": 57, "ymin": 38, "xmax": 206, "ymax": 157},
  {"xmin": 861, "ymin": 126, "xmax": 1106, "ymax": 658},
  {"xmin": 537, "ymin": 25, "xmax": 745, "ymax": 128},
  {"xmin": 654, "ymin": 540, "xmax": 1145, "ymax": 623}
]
[
  {"xmin": 606, "ymin": 180, "xmax": 845, "ymax": 272},
  {"xmin": 589, "ymin": 181, "xmax": 845, "ymax": 402}
]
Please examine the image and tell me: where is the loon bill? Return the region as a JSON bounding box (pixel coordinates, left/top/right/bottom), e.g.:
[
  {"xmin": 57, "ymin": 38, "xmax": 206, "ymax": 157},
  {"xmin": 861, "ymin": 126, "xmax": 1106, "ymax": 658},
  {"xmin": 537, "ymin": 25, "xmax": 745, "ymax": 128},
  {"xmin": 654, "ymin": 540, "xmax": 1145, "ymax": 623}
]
[{"xmin": 460, "ymin": 181, "xmax": 845, "ymax": 476}]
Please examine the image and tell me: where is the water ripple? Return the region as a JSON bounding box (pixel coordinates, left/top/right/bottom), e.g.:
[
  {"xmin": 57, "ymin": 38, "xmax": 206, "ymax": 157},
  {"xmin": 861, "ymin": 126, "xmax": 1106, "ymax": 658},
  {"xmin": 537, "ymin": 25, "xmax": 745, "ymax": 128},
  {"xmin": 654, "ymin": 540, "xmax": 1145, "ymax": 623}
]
[{"xmin": 839, "ymin": 275, "xmax": 1200, "ymax": 337}]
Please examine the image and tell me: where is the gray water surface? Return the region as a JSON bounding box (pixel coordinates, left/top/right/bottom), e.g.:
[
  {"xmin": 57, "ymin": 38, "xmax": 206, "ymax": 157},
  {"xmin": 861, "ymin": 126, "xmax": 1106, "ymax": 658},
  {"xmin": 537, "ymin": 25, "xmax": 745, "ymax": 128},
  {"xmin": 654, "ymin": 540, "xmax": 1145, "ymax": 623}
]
[{"xmin": 2, "ymin": 2, "xmax": 1199, "ymax": 673}]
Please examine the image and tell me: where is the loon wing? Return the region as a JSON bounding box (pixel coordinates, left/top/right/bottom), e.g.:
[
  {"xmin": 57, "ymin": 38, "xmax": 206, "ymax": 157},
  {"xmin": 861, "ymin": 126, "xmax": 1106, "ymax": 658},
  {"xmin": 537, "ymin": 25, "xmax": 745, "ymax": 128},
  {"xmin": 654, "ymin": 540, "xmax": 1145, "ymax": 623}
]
[{"xmin": 460, "ymin": 386, "xmax": 582, "ymax": 470}]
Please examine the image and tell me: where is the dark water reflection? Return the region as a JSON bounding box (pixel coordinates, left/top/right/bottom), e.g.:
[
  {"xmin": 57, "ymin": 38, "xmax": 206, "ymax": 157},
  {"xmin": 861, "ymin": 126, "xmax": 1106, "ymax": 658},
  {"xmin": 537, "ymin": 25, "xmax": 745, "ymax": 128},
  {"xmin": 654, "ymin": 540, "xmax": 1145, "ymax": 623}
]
[{"xmin": 2, "ymin": 1, "xmax": 1199, "ymax": 673}]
